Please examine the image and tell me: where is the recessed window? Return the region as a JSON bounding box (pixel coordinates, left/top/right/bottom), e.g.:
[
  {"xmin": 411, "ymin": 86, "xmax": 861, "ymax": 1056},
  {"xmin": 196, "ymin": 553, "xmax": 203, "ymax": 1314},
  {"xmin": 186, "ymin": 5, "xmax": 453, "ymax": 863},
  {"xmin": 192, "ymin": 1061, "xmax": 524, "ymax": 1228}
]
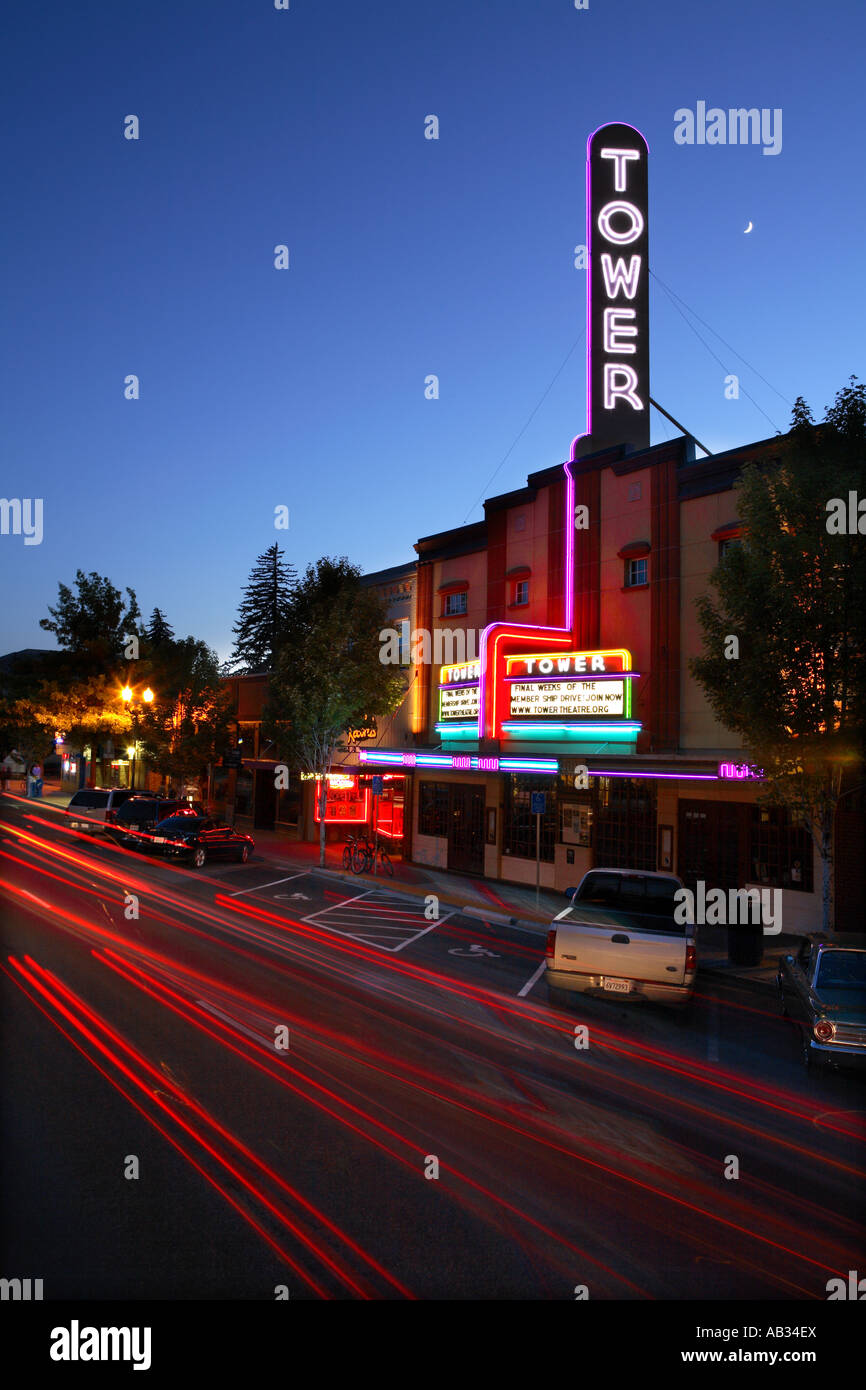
[
  {"xmin": 625, "ymin": 557, "xmax": 647, "ymax": 587},
  {"xmin": 514, "ymin": 579, "xmax": 529, "ymax": 606},
  {"xmin": 444, "ymin": 591, "xmax": 467, "ymax": 616}
]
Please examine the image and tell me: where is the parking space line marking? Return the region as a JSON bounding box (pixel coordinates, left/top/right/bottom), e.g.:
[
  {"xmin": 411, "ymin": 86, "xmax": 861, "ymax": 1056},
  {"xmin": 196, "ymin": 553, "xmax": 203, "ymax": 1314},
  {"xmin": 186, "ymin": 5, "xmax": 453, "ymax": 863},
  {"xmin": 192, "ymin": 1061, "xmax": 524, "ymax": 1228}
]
[
  {"xmin": 517, "ymin": 960, "xmax": 547, "ymax": 997},
  {"xmin": 196, "ymin": 1000, "xmax": 272, "ymax": 1047},
  {"xmin": 227, "ymin": 871, "xmax": 310, "ymax": 897},
  {"xmin": 300, "ymin": 891, "xmax": 454, "ymax": 952}
]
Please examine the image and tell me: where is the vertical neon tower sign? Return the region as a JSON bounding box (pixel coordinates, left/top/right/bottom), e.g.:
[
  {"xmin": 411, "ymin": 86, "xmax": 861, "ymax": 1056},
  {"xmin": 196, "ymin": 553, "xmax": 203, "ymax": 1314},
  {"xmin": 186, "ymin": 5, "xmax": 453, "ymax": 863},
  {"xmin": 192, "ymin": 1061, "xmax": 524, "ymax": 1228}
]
[
  {"xmin": 476, "ymin": 123, "xmax": 649, "ymax": 741},
  {"xmin": 585, "ymin": 123, "xmax": 649, "ymax": 455}
]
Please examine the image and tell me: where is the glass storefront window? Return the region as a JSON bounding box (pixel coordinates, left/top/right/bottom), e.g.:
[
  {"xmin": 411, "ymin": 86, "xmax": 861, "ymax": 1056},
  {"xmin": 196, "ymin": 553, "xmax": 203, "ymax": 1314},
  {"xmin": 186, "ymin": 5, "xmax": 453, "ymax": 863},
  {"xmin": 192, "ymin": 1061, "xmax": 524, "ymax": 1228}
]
[
  {"xmin": 419, "ymin": 782, "xmax": 449, "ymax": 837},
  {"xmin": 750, "ymin": 805, "xmax": 813, "ymax": 892},
  {"xmin": 503, "ymin": 775, "xmax": 556, "ymax": 862},
  {"xmin": 594, "ymin": 776, "xmax": 657, "ymax": 871}
]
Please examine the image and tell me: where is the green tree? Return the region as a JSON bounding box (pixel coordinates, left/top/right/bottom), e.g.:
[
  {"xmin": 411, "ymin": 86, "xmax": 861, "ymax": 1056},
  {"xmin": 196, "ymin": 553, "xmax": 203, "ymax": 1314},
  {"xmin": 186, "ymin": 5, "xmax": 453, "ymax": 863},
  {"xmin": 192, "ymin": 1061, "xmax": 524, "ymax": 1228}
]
[
  {"xmin": 262, "ymin": 558, "xmax": 405, "ymax": 866},
  {"xmin": 39, "ymin": 570, "xmax": 142, "ymax": 664},
  {"xmin": 138, "ymin": 638, "xmax": 233, "ymax": 791},
  {"xmin": 230, "ymin": 543, "xmax": 297, "ymax": 673},
  {"xmin": 691, "ymin": 379, "xmax": 866, "ymax": 932},
  {"xmin": 12, "ymin": 674, "xmax": 134, "ymax": 783},
  {"xmin": 145, "ymin": 607, "xmax": 175, "ymax": 648}
]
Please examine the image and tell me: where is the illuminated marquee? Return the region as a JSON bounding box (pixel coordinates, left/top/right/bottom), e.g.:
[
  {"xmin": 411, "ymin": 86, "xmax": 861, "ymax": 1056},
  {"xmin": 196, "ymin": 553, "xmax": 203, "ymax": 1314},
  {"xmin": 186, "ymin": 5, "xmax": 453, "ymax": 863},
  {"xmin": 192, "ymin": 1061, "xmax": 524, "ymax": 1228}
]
[
  {"xmin": 438, "ymin": 660, "xmax": 481, "ymax": 724},
  {"xmin": 504, "ymin": 649, "xmax": 633, "ymax": 723},
  {"xmin": 587, "ymin": 123, "xmax": 649, "ymax": 454},
  {"xmin": 439, "ymin": 685, "xmax": 481, "ymax": 721}
]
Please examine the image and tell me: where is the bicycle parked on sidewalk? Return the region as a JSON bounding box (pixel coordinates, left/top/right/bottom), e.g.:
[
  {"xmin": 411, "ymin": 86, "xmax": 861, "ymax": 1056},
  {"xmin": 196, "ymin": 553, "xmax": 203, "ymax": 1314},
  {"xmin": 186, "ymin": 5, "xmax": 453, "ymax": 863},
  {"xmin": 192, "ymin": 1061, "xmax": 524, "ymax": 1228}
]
[
  {"xmin": 341, "ymin": 832, "xmax": 394, "ymax": 877},
  {"xmin": 342, "ymin": 832, "xmax": 373, "ymax": 874}
]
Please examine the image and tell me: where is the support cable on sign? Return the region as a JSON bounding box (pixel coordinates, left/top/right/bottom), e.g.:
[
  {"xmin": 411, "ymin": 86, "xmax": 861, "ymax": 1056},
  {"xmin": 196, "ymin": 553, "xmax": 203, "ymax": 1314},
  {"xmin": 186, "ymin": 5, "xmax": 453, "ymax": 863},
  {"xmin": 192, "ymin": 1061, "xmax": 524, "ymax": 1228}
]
[{"xmin": 650, "ymin": 269, "xmax": 785, "ymax": 435}]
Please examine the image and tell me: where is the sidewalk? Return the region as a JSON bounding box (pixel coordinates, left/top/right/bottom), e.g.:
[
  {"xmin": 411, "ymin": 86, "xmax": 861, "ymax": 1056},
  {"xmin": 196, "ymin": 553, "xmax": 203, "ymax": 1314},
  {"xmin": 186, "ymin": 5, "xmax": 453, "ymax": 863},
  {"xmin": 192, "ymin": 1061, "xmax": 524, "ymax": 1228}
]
[{"xmin": 7, "ymin": 792, "xmax": 797, "ymax": 994}]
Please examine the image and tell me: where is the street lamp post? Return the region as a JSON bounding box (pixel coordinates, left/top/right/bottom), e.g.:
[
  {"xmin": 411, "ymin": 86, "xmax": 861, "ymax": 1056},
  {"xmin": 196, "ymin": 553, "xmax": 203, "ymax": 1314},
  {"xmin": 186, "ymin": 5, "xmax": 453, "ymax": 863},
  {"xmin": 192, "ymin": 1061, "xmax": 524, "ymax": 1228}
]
[{"xmin": 121, "ymin": 684, "xmax": 155, "ymax": 792}]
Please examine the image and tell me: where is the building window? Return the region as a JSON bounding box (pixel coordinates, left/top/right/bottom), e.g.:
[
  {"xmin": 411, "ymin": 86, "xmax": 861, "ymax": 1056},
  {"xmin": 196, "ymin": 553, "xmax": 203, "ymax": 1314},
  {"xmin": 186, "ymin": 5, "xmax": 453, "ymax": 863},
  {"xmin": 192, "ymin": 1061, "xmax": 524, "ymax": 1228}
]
[
  {"xmin": 750, "ymin": 806, "xmax": 813, "ymax": 892},
  {"xmin": 502, "ymin": 776, "xmax": 556, "ymax": 862},
  {"xmin": 594, "ymin": 777, "xmax": 657, "ymax": 871},
  {"xmin": 419, "ymin": 782, "xmax": 449, "ymax": 837},
  {"xmin": 718, "ymin": 537, "xmax": 742, "ymax": 562},
  {"xmin": 625, "ymin": 557, "xmax": 647, "ymax": 587},
  {"xmin": 444, "ymin": 591, "xmax": 467, "ymax": 617},
  {"xmin": 514, "ymin": 579, "xmax": 529, "ymax": 606}
]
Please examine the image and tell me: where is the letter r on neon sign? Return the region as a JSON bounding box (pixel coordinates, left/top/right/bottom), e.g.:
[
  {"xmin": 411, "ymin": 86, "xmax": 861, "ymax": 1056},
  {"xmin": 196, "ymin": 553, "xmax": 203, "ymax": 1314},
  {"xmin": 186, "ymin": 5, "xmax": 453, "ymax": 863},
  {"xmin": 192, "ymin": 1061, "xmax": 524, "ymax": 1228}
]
[{"xmin": 603, "ymin": 363, "xmax": 644, "ymax": 411}]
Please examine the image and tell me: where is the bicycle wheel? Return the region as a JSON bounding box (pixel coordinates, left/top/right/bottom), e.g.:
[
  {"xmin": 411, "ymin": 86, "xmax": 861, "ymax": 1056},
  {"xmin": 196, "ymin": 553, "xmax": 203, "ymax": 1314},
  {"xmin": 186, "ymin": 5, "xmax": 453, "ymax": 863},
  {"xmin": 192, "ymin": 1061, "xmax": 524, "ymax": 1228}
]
[
  {"xmin": 378, "ymin": 851, "xmax": 394, "ymax": 877},
  {"xmin": 351, "ymin": 844, "xmax": 370, "ymax": 874},
  {"xmin": 342, "ymin": 844, "xmax": 353, "ymax": 870}
]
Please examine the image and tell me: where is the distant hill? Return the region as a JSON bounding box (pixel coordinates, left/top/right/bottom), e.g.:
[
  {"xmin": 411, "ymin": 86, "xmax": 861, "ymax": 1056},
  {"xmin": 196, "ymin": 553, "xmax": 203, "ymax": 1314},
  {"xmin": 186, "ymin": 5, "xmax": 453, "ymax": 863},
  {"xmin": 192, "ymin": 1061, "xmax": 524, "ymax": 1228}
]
[{"xmin": 0, "ymin": 648, "xmax": 57, "ymax": 675}]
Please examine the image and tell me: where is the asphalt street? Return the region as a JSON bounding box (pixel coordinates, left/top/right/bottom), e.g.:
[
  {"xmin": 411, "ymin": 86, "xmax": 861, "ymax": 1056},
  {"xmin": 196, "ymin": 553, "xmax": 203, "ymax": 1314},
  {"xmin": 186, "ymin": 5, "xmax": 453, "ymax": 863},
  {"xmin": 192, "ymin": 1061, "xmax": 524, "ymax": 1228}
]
[{"xmin": 1, "ymin": 794, "xmax": 864, "ymax": 1300}]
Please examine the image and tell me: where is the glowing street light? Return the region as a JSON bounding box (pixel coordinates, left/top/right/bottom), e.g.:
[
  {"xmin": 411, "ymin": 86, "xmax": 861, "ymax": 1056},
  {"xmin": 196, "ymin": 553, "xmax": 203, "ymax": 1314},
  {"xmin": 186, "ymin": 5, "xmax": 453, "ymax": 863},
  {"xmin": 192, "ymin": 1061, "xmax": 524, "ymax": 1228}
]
[{"xmin": 120, "ymin": 685, "xmax": 156, "ymax": 790}]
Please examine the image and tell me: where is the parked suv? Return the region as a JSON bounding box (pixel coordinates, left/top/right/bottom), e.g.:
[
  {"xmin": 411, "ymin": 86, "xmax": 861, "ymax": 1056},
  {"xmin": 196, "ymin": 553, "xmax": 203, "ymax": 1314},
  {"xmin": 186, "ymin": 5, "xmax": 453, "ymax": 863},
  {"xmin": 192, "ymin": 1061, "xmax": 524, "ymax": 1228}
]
[
  {"xmin": 65, "ymin": 787, "xmax": 136, "ymax": 832},
  {"xmin": 110, "ymin": 796, "xmax": 202, "ymax": 848}
]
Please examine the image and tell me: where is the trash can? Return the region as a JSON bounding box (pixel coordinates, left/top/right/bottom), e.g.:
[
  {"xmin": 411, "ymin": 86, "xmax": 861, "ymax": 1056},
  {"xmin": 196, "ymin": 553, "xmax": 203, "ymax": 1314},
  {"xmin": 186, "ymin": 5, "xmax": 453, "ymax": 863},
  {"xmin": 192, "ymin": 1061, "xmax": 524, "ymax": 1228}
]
[{"xmin": 727, "ymin": 920, "xmax": 763, "ymax": 966}]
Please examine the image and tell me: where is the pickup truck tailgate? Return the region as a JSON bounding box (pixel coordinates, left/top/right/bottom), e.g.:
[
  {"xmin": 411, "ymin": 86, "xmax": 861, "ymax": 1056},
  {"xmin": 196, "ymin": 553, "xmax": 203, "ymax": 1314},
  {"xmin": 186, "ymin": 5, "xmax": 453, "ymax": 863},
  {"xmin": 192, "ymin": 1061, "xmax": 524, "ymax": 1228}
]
[{"xmin": 552, "ymin": 905, "xmax": 688, "ymax": 985}]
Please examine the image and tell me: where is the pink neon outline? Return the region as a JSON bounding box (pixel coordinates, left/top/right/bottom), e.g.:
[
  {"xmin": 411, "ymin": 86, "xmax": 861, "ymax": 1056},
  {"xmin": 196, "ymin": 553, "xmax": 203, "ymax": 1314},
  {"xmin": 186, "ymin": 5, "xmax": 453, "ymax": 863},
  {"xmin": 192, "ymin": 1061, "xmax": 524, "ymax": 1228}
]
[
  {"xmin": 588, "ymin": 770, "xmax": 716, "ymax": 781},
  {"xmin": 575, "ymin": 121, "xmax": 650, "ymax": 461},
  {"xmin": 475, "ymin": 122, "xmax": 650, "ymax": 746}
]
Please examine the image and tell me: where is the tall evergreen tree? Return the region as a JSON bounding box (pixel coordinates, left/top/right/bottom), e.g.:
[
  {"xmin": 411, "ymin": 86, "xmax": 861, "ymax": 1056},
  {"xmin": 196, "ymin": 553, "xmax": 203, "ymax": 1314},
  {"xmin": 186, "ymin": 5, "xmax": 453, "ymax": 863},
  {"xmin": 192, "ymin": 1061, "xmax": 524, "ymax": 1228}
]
[
  {"xmin": 230, "ymin": 543, "xmax": 296, "ymax": 673},
  {"xmin": 145, "ymin": 607, "xmax": 175, "ymax": 648}
]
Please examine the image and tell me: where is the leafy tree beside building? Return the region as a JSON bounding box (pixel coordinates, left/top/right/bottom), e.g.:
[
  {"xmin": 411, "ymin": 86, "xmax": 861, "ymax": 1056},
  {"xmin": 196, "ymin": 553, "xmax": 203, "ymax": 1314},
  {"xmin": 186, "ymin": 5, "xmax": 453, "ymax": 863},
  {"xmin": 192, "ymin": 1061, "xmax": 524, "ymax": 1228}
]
[
  {"xmin": 262, "ymin": 557, "xmax": 405, "ymax": 866},
  {"xmin": 691, "ymin": 379, "xmax": 866, "ymax": 932},
  {"xmin": 138, "ymin": 636, "xmax": 233, "ymax": 792},
  {"xmin": 39, "ymin": 570, "xmax": 142, "ymax": 663}
]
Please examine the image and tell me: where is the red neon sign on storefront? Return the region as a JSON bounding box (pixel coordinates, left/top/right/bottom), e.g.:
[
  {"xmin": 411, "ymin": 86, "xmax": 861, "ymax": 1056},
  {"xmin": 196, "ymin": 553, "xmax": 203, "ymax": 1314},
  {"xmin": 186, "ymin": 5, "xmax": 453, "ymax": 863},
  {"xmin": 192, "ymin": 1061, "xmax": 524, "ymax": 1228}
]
[{"xmin": 312, "ymin": 773, "xmax": 371, "ymax": 823}]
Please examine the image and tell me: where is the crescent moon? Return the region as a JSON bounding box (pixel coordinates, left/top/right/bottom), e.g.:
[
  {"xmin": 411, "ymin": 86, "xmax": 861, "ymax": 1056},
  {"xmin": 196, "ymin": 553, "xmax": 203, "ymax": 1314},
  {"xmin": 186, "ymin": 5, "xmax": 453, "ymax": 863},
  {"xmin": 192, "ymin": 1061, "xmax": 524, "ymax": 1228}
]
[{"xmin": 744, "ymin": 221, "xmax": 753, "ymax": 233}]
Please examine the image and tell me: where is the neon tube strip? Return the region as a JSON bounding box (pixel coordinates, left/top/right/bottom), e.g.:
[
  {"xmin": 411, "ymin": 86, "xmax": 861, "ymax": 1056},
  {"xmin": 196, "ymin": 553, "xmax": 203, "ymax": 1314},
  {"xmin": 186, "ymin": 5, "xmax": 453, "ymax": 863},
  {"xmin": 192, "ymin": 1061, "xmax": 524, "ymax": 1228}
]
[{"xmin": 587, "ymin": 769, "xmax": 718, "ymax": 780}]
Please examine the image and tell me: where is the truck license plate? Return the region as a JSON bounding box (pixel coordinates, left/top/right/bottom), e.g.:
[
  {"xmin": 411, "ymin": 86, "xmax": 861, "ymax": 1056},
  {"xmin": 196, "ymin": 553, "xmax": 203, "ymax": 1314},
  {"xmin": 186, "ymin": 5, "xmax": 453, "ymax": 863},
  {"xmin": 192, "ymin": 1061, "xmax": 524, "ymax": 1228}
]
[{"xmin": 603, "ymin": 977, "xmax": 632, "ymax": 993}]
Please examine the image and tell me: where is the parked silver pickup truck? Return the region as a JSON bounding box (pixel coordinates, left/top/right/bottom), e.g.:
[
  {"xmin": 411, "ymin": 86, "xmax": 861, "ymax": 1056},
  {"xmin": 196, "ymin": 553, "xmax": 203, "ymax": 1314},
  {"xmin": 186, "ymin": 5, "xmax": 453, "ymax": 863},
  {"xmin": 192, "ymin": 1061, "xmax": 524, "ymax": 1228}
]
[{"xmin": 545, "ymin": 868, "xmax": 697, "ymax": 1010}]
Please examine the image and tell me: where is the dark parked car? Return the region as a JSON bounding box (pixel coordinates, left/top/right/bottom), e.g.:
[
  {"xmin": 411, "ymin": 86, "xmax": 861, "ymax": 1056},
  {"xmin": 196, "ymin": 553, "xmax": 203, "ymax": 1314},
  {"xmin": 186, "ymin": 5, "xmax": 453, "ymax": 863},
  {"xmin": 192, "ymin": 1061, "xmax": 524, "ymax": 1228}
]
[
  {"xmin": 777, "ymin": 933, "xmax": 866, "ymax": 1070},
  {"xmin": 110, "ymin": 796, "xmax": 202, "ymax": 848},
  {"xmin": 149, "ymin": 815, "xmax": 254, "ymax": 868}
]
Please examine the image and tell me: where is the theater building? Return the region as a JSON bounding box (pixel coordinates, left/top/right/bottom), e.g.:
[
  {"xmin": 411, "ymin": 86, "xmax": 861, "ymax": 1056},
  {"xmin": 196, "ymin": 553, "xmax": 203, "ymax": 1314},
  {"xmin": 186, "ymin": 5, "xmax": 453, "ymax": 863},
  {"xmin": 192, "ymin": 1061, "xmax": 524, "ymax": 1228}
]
[
  {"xmin": 222, "ymin": 121, "xmax": 861, "ymax": 931},
  {"xmin": 353, "ymin": 121, "xmax": 862, "ymax": 931}
]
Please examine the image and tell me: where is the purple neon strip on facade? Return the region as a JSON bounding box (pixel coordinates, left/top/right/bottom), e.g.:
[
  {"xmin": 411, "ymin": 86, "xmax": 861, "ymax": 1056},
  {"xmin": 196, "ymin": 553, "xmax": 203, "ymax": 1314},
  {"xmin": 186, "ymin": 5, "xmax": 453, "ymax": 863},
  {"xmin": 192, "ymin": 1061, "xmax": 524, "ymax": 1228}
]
[
  {"xmin": 587, "ymin": 769, "xmax": 717, "ymax": 780},
  {"xmin": 503, "ymin": 671, "xmax": 640, "ymax": 683}
]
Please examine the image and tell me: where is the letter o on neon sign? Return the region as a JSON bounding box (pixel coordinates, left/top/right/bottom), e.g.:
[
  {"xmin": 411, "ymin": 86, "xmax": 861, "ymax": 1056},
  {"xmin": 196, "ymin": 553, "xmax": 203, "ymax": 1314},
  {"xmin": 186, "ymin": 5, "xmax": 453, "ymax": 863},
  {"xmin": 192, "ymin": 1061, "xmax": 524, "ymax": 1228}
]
[{"xmin": 597, "ymin": 200, "xmax": 644, "ymax": 245}]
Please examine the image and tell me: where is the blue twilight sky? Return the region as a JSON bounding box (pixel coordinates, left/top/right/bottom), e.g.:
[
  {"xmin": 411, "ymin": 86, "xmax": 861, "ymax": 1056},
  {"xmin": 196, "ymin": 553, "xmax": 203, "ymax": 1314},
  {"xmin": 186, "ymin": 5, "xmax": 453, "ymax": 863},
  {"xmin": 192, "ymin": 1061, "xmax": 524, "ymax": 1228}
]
[{"xmin": 1, "ymin": 0, "xmax": 864, "ymax": 663}]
